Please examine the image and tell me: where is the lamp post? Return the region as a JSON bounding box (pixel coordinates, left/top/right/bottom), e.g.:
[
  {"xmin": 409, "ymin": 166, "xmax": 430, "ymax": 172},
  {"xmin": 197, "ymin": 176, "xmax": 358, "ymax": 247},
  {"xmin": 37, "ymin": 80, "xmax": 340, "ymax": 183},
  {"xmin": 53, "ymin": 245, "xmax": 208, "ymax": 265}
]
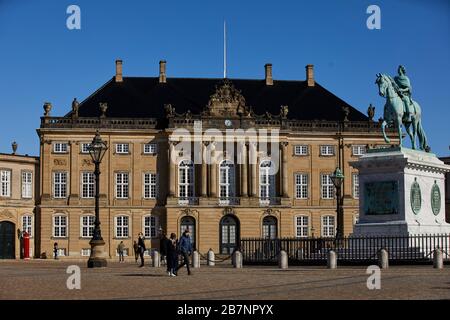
[
  {"xmin": 87, "ymin": 131, "xmax": 108, "ymax": 268},
  {"xmin": 330, "ymin": 167, "xmax": 344, "ymax": 239}
]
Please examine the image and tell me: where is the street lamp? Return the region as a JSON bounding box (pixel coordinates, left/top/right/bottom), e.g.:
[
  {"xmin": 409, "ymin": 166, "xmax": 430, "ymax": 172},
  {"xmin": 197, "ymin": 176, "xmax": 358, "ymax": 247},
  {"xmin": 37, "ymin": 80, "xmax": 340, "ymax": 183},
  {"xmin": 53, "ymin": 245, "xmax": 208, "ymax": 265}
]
[
  {"xmin": 330, "ymin": 167, "xmax": 344, "ymax": 239},
  {"xmin": 87, "ymin": 130, "xmax": 108, "ymax": 268}
]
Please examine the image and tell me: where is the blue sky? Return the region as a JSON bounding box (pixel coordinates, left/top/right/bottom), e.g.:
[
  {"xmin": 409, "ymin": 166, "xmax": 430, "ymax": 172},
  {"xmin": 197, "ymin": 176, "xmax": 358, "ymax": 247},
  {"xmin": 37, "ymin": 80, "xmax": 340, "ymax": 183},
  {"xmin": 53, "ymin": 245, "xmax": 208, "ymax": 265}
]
[{"xmin": 0, "ymin": 0, "xmax": 448, "ymax": 156}]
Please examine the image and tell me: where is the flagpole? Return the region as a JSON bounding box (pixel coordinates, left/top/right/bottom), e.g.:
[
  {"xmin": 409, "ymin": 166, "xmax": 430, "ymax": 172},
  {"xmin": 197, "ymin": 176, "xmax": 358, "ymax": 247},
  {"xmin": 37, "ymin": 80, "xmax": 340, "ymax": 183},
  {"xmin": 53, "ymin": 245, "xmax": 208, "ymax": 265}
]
[{"xmin": 224, "ymin": 20, "xmax": 227, "ymax": 79}]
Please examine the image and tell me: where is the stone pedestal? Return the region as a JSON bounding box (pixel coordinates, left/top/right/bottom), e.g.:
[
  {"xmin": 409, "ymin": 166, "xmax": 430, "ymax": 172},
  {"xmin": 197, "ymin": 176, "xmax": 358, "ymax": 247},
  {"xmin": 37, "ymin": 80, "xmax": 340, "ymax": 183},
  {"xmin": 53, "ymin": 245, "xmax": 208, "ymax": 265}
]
[
  {"xmin": 350, "ymin": 147, "xmax": 450, "ymax": 236},
  {"xmin": 87, "ymin": 239, "xmax": 107, "ymax": 268}
]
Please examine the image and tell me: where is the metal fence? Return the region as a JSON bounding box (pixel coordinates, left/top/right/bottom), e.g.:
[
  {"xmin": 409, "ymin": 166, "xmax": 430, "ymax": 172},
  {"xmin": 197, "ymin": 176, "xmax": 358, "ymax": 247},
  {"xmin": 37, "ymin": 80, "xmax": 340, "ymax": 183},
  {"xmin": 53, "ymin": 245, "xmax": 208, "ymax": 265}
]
[{"xmin": 239, "ymin": 234, "xmax": 450, "ymax": 265}]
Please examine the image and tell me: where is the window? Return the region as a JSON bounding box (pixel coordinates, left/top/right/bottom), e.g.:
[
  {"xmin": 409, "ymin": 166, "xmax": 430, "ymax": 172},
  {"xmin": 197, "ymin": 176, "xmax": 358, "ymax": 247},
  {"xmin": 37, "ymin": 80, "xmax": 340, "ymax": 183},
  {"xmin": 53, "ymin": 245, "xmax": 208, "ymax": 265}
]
[
  {"xmin": 115, "ymin": 172, "xmax": 129, "ymax": 199},
  {"xmin": 115, "ymin": 216, "xmax": 129, "ymax": 238},
  {"xmin": 22, "ymin": 215, "xmax": 33, "ymax": 237},
  {"xmin": 352, "ymin": 145, "xmax": 366, "ymax": 156},
  {"xmin": 116, "ymin": 248, "xmax": 129, "ymax": 257},
  {"xmin": 294, "ymin": 145, "xmax": 308, "ymax": 156},
  {"xmin": 144, "ymin": 216, "xmax": 158, "ymax": 239},
  {"xmin": 53, "ymin": 215, "xmax": 67, "ymax": 237},
  {"xmin": 178, "ymin": 160, "xmax": 194, "ymax": 202},
  {"xmin": 219, "ymin": 160, "xmax": 235, "ymax": 203},
  {"xmin": 320, "ymin": 145, "xmax": 335, "ymax": 156},
  {"xmin": 321, "ymin": 174, "xmax": 334, "ymax": 199},
  {"xmin": 295, "ymin": 216, "xmax": 309, "ymax": 238},
  {"xmin": 352, "ymin": 173, "xmax": 359, "ymax": 199},
  {"xmin": 295, "ymin": 173, "xmax": 308, "ymax": 199},
  {"xmin": 0, "ymin": 170, "xmax": 11, "ymax": 197},
  {"xmin": 259, "ymin": 161, "xmax": 275, "ymax": 203},
  {"xmin": 21, "ymin": 172, "xmax": 33, "ymax": 198},
  {"xmin": 144, "ymin": 143, "xmax": 157, "ymax": 154},
  {"xmin": 143, "ymin": 173, "xmax": 157, "ymax": 199},
  {"xmin": 81, "ymin": 216, "xmax": 94, "ymax": 238},
  {"xmin": 53, "ymin": 172, "xmax": 67, "ymax": 198},
  {"xmin": 115, "ymin": 143, "xmax": 129, "ymax": 154},
  {"xmin": 53, "ymin": 143, "xmax": 68, "ymax": 153},
  {"xmin": 81, "ymin": 172, "xmax": 95, "ymax": 198},
  {"xmin": 81, "ymin": 248, "xmax": 91, "ymax": 257},
  {"xmin": 81, "ymin": 143, "xmax": 91, "ymax": 154},
  {"xmin": 57, "ymin": 248, "xmax": 66, "ymax": 256},
  {"xmin": 322, "ymin": 215, "xmax": 335, "ymax": 237}
]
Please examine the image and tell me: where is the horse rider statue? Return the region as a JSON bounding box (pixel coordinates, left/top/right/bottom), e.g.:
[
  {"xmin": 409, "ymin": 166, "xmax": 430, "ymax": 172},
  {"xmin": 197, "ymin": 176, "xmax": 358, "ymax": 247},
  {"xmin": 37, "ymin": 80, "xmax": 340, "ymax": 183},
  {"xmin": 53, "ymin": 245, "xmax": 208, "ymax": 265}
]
[{"xmin": 393, "ymin": 65, "xmax": 414, "ymax": 123}]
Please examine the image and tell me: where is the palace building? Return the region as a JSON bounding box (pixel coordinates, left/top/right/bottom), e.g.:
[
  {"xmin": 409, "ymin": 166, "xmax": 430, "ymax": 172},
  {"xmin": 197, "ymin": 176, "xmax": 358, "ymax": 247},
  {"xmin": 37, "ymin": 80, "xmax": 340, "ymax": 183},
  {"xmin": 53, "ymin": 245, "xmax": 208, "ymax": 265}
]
[
  {"xmin": 31, "ymin": 60, "xmax": 392, "ymax": 259},
  {"xmin": 0, "ymin": 147, "xmax": 39, "ymax": 259}
]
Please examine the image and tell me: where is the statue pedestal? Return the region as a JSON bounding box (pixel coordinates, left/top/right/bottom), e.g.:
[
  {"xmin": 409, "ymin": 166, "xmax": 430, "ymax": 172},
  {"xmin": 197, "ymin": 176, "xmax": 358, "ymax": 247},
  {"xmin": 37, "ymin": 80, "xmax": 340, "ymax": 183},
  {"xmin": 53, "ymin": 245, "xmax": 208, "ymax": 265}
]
[{"xmin": 350, "ymin": 146, "xmax": 450, "ymax": 236}]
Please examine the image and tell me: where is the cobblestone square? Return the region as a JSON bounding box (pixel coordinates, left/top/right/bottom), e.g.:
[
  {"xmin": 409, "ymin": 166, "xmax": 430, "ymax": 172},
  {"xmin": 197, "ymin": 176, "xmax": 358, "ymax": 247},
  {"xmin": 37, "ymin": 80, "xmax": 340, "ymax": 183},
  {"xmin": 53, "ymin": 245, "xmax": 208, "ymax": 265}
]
[{"xmin": 0, "ymin": 260, "xmax": 449, "ymax": 300}]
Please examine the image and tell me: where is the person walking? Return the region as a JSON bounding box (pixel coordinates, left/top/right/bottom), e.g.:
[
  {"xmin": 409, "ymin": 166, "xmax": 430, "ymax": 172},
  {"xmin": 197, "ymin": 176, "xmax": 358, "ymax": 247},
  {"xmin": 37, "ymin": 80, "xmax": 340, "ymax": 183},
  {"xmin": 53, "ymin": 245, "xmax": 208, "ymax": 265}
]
[
  {"xmin": 160, "ymin": 232, "xmax": 169, "ymax": 267},
  {"xmin": 175, "ymin": 229, "xmax": 193, "ymax": 276},
  {"xmin": 137, "ymin": 233, "xmax": 146, "ymax": 267},
  {"xmin": 133, "ymin": 240, "xmax": 139, "ymax": 263},
  {"xmin": 117, "ymin": 241, "xmax": 125, "ymax": 263},
  {"xmin": 53, "ymin": 242, "xmax": 58, "ymax": 260},
  {"xmin": 167, "ymin": 233, "xmax": 178, "ymax": 277}
]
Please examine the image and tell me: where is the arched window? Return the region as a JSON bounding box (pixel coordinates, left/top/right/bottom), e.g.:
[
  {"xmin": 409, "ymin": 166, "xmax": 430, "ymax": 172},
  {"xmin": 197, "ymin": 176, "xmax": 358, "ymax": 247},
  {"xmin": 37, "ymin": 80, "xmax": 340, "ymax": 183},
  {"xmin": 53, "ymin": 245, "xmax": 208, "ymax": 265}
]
[
  {"xmin": 115, "ymin": 215, "xmax": 129, "ymax": 238},
  {"xmin": 219, "ymin": 160, "xmax": 235, "ymax": 204},
  {"xmin": 53, "ymin": 214, "xmax": 67, "ymax": 238},
  {"xmin": 143, "ymin": 215, "xmax": 159, "ymax": 239},
  {"xmin": 80, "ymin": 215, "xmax": 94, "ymax": 238},
  {"xmin": 321, "ymin": 215, "xmax": 335, "ymax": 238},
  {"xmin": 259, "ymin": 160, "xmax": 275, "ymax": 204},
  {"xmin": 178, "ymin": 160, "xmax": 194, "ymax": 204},
  {"xmin": 262, "ymin": 216, "xmax": 278, "ymax": 239},
  {"xmin": 295, "ymin": 215, "xmax": 309, "ymax": 238}
]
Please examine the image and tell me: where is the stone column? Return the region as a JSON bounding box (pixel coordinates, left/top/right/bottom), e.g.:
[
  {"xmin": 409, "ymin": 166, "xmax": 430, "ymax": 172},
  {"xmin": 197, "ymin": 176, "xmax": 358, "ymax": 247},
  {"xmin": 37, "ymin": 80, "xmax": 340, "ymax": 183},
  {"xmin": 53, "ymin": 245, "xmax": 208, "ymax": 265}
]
[
  {"xmin": 281, "ymin": 142, "xmax": 289, "ymax": 197},
  {"xmin": 241, "ymin": 142, "xmax": 248, "ymax": 197},
  {"xmin": 250, "ymin": 142, "xmax": 257, "ymax": 197},
  {"xmin": 201, "ymin": 142, "xmax": 208, "ymax": 197},
  {"xmin": 169, "ymin": 142, "xmax": 176, "ymax": 196}
]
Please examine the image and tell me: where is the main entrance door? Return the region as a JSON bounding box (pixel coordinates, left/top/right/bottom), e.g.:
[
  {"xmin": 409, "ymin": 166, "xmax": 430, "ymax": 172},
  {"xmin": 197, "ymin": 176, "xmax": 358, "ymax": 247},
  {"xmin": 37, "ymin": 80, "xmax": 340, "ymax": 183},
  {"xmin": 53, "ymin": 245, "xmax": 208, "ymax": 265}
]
[
  {"xmin": 180, "ymin": 216, "xmax": 196, "ymax": 251},
  {"xmin": 0, "ymin": 221, "xmax": 15, "ymax": 259},
  {"xmin": 220, "ymin": 215, "xmax": 239, "ymax": 254}
]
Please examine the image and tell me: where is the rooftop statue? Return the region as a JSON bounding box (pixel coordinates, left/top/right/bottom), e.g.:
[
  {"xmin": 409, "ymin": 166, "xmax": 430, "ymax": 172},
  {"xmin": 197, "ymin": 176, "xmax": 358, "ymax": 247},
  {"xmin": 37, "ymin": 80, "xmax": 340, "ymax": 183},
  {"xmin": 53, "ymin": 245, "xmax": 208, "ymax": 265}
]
[{"xmin": 375, "ymin": 66, "xmax": 430, "ymax": 152}]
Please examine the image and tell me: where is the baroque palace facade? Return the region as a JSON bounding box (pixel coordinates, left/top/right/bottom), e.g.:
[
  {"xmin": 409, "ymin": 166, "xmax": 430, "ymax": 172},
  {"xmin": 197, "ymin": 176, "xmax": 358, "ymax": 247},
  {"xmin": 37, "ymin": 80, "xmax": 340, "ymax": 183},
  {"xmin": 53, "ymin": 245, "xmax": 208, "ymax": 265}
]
[{"xmin": 2, "ymin": 60, "xmax": 393, "ymax": 259}]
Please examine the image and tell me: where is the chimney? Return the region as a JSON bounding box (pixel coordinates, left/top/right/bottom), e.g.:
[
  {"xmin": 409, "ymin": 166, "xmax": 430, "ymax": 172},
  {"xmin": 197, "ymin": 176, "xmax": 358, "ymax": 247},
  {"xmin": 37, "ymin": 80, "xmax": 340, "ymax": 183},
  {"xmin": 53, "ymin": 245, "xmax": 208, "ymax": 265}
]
[
  {"xmin": 159, "ymin": 60, "xmax": 167, "ymax": 83},
  {"xmin": 115, "ymin": 59, "xmax": 123, "ymax": 82},
  {"xmin": 265, "ymin": 63, "xmax": 273, "ymax": 86},
  {"xmin": 306, "ymin": 64, "xmax": 315, "ymax": 87}
]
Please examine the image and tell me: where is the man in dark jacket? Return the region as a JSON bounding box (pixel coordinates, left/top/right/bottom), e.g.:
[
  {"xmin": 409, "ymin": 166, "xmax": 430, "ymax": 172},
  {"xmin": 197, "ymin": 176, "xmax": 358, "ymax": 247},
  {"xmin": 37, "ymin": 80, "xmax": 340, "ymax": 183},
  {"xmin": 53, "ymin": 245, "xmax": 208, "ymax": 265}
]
[
  {"xmin": 137, "ymin": 233, "xmax": 146, "ymax": 267},
  {"xmin": 175, "ymin": 229, "xmax": 193, "ymax": 275},
  {"xmin": 160, "ymin": 232, "xmax": 171, "ymax": 272}
]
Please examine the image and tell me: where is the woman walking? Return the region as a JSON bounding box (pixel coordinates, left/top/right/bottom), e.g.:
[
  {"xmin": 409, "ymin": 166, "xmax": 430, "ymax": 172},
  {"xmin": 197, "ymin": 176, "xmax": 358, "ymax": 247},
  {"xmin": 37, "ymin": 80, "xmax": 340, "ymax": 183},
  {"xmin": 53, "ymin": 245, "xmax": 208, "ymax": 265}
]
[{"xmin": 167, "ymin": 233, "xmax": 178, "ymax": 277}]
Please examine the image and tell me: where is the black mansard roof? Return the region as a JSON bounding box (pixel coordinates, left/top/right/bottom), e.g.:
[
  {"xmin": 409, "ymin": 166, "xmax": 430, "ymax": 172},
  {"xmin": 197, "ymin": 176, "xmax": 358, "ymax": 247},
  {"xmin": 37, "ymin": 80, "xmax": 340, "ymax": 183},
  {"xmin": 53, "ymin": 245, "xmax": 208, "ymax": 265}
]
[{"xmin": 71, "ymin": 77, "xmax": 368, "ymax": 122}]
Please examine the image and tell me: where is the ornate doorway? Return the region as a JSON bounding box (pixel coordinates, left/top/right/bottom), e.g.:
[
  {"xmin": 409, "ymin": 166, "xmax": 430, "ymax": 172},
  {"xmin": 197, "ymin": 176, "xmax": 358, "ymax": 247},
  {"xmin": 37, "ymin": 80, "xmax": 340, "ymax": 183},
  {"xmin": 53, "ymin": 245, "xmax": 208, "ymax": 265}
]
[
  {"xmin": 0, "ymin": 221, "xmax": 15, "ymax": 259},
  {"xmin": 220, "ymin": 215, "xmax": 240, "ymax": 254},
  {"xmin": 262, "ymin": 216, "xmax": 278, "ymax": 239},
  {"xmin": 180, "ymin": 216, "xmax": 196, "ymax": 251}
]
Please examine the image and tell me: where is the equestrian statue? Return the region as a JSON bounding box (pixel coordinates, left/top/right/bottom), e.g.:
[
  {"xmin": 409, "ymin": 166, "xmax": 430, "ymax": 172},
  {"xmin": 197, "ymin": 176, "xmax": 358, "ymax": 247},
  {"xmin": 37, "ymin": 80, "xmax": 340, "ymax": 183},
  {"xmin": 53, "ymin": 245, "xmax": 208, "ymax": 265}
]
[{"xmin": 375, "ymin": 65, "xmax": 430, "ymax": 152}]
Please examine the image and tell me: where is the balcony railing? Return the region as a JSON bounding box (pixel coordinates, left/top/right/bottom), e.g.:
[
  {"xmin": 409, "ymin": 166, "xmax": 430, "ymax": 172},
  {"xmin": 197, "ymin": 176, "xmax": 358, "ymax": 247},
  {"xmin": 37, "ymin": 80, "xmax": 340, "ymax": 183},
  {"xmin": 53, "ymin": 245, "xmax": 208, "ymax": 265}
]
[
  {"xmin": 259, "ymin": 197, "xmax": 281, "ymax": 206},
  {"xmin": 218, "ymin": 197, "xmax": 240, "ymax": 206},
  {"xmin": 40, "ymin": 117, "xmax": 158, "ymax": 129},
  {"xmin": 178, "ymin": 197, "xmax": 199, "ymax": 205}
]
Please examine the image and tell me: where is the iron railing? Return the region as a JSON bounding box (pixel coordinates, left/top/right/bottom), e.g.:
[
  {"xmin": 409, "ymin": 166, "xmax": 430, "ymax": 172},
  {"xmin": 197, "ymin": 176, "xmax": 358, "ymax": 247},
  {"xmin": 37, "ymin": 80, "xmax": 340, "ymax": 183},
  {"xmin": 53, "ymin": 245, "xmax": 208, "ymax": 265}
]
[{"xmin": 239, "ymin": 234, "xmax": 450, "ymax": 265}]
